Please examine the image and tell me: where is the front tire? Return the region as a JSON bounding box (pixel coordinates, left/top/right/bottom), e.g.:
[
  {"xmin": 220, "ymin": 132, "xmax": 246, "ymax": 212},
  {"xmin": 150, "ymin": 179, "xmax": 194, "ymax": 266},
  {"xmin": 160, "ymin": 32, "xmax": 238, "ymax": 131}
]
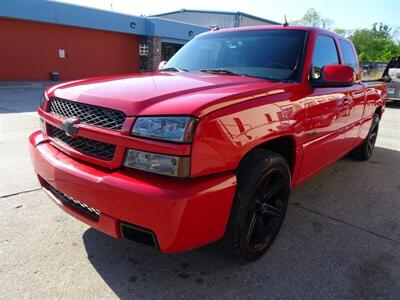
[
  {"xmin": 221, "ymin": 149, "xmax": 291, "ymax": 263},
  {"xmin": 350, "ymin": 113, "xmax": 380, "ymax": 161}
]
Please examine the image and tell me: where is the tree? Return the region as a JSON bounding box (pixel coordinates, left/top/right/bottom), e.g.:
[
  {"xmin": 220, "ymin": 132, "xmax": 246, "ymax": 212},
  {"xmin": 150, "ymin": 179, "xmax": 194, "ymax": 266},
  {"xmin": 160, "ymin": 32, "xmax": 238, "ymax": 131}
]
[
  {"xmin": 348, "ymin": 23, "xmax": 400, "ymax": 61},
  {"xmin": 292, "ymin": 8, "xmax": 333, "ymax": 29},
  {"xmin": 334, "ymin": 28, "xmax": 351, "ymax": 37},
  {"xmin": 294, "ymin": 9, "xmax": 400, "ymax": 62},
  {"xmin": 372, "ymin": 23, "xmax": 391, "ymax": 39}
]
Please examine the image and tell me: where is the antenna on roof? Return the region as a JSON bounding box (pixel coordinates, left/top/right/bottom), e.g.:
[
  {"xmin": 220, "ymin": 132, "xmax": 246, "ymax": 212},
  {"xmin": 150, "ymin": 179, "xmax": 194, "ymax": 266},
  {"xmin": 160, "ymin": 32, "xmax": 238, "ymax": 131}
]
[{"xmin": 283, "ymin": 15, "xmax": 289, "ymax": 27}]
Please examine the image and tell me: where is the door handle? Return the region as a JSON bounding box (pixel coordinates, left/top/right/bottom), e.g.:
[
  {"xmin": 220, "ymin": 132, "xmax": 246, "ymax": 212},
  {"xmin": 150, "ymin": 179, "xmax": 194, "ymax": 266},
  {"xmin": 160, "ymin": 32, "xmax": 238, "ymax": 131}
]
[
  {"xmin": 307, "ymin": 131, "xmax": 317, "ymax": 137},
  {"xmin": 342, "ymin": 97, "xmax": 351, "ymax": 106}
]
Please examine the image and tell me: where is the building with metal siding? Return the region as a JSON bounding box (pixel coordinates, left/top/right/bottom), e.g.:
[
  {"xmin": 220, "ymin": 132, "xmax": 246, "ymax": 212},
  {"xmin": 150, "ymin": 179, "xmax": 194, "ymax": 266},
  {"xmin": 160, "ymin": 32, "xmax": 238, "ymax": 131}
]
[
  {"xmin": 239, "ymin": 15, "xmax": 278, "ymax": 27},
  {"xmin": 0, "ymin": 0, "xmax": 210, "ymax": 80},
  {"xmin": 152, "ymin": 9, "xmax": 280, "ymax": 29}
]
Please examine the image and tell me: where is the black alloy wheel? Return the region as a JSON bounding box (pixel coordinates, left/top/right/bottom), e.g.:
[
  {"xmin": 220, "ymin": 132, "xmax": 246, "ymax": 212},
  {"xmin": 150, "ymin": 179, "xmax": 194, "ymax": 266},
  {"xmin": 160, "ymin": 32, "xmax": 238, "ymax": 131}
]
[
  {"xmin": 221, "ymin": 149, "xmax": 291, "ymax": 263},
  {"xmin": 366, "ymin": 117, "xmax": 379, "ymax": 157},
  {"xmin": 350, "ymin": 113, "xmax": 380, "ymax": 161},
  {"xmin": 245, "ymin": 168, "xmax": 288, "ymax": 252}
]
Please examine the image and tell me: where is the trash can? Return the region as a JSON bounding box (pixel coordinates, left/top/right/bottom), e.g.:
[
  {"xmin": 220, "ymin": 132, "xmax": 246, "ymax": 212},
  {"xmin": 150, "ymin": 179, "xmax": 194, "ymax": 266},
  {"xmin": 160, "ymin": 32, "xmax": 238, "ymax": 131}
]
[{"xmin": 49, "ymin": 72, "xmax": 59, "ymax": 81}]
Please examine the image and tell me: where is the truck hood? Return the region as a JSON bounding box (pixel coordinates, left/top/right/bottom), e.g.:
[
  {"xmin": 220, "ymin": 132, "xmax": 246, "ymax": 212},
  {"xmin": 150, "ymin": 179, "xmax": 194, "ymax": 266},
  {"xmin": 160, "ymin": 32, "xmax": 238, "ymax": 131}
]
[{"xmin": 48, "ymin": 72, "xmax": 289, "ymax": 117}]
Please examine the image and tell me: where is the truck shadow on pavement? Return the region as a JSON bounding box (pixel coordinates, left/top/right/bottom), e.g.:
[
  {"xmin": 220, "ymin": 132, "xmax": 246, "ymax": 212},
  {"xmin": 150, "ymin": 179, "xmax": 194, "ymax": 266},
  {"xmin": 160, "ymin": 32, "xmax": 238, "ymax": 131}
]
[
  {"xmin": 386, "ymin": 102, "xmax": 400, "ymax": 109},
  {"xmin": 82, "ymin": 147, "xmax": 400, "ymax": 299}
]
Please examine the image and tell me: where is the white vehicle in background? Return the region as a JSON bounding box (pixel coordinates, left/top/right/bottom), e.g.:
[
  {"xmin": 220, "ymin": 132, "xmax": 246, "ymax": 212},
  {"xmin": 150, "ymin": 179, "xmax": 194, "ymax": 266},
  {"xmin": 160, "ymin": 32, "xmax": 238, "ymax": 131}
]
[{"xmin": 382, "ymin": 56, "xmax": 400, "ymax": 103}]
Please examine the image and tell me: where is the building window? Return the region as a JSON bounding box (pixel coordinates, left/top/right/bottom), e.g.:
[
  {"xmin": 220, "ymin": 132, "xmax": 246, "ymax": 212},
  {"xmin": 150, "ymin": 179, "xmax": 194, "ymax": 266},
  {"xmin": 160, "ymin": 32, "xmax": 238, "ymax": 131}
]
[{"xmin": 139, "ymin": 44, "xmax": 149, "ymax": 56}]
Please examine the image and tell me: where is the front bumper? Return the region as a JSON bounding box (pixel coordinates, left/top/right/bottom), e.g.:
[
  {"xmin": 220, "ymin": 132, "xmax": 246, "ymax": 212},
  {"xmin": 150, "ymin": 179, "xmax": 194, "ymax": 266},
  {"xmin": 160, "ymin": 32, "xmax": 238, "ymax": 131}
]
[{"xmin": 29, "ymin": 130, "xmax": 237, "ymax": 253}]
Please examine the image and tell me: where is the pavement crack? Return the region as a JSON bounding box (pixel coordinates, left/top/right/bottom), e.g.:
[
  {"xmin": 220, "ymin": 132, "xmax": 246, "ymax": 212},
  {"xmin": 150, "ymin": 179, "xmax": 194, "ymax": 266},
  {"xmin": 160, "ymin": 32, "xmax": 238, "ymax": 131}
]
[
  {"xmin": 1, "ymin": 188, "xmax": 42, "ymax": 199},
  {"xmin": 293, "ymin": 204, "xmax": 400, "ymax": 245}
]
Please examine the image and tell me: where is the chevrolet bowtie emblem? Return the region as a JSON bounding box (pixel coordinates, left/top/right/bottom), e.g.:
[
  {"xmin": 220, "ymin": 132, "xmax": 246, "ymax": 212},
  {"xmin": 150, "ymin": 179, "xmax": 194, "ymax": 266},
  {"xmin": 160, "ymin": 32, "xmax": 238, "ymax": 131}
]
[{"xmin": 61, "ymin": 117, "xmax": 80, "ymax": 137}]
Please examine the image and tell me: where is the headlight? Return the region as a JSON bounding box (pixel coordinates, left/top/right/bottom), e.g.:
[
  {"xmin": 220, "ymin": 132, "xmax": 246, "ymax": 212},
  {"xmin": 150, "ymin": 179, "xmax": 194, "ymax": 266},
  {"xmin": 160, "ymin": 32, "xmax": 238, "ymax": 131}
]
[
  {"xmin": 124, "ymin": 148, "xmax": 190, "ymax": 177},
  {"xmin": 131, "ymin": 116, "xmax": 197, "ymax": 143}
]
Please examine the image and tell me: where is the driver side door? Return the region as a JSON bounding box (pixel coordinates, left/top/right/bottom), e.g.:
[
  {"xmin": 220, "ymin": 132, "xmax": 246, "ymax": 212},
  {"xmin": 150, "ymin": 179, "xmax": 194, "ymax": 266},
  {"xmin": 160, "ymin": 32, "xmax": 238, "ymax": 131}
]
[{"xmin": 299, "ymin": 34, "xmax": 350, "ymax": 181}]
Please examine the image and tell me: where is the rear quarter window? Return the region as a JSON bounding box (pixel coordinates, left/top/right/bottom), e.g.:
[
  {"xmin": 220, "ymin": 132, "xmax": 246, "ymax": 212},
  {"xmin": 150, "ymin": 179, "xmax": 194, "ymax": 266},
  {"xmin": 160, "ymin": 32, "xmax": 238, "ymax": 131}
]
[{"xmin": 339, "ymin": 39, "xmax": 359, "ymax": 73}]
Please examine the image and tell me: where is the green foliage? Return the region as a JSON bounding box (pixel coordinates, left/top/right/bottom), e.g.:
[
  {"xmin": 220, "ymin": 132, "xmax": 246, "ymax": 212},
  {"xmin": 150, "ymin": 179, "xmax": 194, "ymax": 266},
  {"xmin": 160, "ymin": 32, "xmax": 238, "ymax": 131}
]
[
  {"xmin": 292, "ymin": 8, "xmax": 333, "ymax": 29},
  {"xmin": 334, "ymin": 28, "xmax": 350, "ymax": 37},
  {"xmin": 372, "ymin": 23, "xmax": 391, "ymax": 39},
  {"xmin": 295, "ymin": 8, "xmax": 400, "ymax": 62},
  {"xmin": 348, "ymin": 23, "xmax": 400, "ymax": 61}
]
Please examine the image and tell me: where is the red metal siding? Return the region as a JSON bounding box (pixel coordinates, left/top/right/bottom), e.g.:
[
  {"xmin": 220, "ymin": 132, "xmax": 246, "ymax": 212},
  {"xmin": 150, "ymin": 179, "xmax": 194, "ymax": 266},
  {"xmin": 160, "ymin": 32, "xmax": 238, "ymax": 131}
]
[{"xmin": 0, "ymin": 18, "xmax": 140, "ymax": 81}]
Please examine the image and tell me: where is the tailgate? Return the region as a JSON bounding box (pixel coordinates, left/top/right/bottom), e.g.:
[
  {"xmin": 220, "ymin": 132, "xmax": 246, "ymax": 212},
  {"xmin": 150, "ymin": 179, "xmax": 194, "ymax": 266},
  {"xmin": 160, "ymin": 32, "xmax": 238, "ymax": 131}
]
[{"xmin": 387, "ymin": 82, "xmax": 400, "ymax": 99}]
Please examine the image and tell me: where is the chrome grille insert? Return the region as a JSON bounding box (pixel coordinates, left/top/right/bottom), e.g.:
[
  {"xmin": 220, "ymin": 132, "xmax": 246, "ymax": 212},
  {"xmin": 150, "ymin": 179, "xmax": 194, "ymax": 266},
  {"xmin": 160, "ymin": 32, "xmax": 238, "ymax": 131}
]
[
  {"xmin": 49, "ymin": 125, "xmax": 116, "ymax": 161},
  {"xmin": 49, "ymin": 97, "xmax": 126, "ymax": 130}
]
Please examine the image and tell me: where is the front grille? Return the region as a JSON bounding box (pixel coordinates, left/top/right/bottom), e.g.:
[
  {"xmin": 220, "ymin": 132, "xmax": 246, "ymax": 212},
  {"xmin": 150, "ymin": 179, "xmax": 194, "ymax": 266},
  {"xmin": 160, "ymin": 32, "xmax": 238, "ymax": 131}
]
[
  {"xmin": 49, "ymin": 97, "xmax": 126, "ymax": 130},
  {"xmin": 44, "ymin": 181, "xmax": 100, "ymax": 220},
  {"xmin": 49, "ymin": 125, "xmax": 116, "ymax": 161}
]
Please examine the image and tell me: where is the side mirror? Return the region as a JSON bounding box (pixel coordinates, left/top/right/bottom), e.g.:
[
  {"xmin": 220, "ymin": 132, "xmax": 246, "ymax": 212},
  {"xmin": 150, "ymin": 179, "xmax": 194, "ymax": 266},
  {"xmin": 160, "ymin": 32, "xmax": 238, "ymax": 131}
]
[
  {"xmin": 311, "ymin": 64, "xmax": 355, "ymax": 87},
  {"xmin": 157, "ymin": 61, "xmax": 167, "ymax": 71},
  {"xmin": 396, "ymin": 72, "xmax": 400, "ymax": 79}
]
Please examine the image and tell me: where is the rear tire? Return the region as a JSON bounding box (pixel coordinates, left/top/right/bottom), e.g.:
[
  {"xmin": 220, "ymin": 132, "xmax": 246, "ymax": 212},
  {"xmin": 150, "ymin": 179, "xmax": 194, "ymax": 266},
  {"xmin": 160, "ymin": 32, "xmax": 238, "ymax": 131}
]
[
  {"xmin": 350, "ymin": 113, "xmax": 380, "ymax": 161},
  {"xmin": 221, "ymin": 149, "xmax": 291, "ymax": 263}
]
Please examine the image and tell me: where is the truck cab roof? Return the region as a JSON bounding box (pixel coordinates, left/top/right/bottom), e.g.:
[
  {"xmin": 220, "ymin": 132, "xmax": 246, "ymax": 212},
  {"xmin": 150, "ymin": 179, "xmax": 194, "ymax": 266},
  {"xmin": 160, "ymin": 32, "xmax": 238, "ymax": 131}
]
[{"xmin": 200, "ymin": 24, "xmax": 351, "ymax": 42}]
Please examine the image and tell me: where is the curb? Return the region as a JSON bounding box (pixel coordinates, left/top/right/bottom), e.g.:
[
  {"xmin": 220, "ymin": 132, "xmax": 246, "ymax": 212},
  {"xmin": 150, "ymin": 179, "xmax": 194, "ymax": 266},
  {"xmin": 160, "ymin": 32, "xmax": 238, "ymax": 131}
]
[{"xmin": 0, "ymin": 81, "xmax": 60, "ymax": 88}]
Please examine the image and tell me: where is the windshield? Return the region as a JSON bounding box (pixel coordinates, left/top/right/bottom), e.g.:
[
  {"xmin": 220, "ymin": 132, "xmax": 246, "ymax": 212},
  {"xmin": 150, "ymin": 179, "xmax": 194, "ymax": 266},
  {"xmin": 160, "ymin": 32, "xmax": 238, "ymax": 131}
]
[{"xmin": 163, "ymin": 29, "xmax": 307, "ymax": 81}]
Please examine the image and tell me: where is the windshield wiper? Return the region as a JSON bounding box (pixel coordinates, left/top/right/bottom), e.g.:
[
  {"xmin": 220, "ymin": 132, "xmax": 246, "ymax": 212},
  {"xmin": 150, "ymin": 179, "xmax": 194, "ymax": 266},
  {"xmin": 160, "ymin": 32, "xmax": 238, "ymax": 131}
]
[
  {"xmin": 200, "ymin": 69, "xmax": 277, "ymax": 81},
  {"xmin": 200, "ymin": 69, "xmax": 240, "ymax": 75},
  {"xmin": 160, "ymin": 67, "xmax": 188, "ymax": 72}
]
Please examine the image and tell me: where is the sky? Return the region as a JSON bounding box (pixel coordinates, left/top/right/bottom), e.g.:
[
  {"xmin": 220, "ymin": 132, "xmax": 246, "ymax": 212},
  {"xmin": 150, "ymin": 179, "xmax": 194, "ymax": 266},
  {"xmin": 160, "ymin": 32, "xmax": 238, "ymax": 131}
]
[{"xmin": 54, "ymin": 0, "xmax": 399, "ymax": 30}]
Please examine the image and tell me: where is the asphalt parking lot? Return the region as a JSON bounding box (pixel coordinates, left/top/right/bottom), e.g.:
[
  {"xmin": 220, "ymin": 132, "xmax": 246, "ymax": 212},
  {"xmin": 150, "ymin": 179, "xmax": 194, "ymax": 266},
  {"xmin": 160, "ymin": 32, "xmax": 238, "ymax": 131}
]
[{"xmin": 1, "ymin": 83, "xmax": 399, "ymax": 299}]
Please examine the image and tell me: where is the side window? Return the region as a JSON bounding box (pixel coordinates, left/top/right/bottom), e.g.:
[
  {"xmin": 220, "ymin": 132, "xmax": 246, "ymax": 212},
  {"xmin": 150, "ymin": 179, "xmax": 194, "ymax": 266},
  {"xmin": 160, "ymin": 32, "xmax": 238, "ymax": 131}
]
[
  {"xmin": 339, "ymin": 39, "xmax": 359, "ymax": 73},
  {"xmin": 312, "ymin": 35, "xmax": 339, "ymax": 79}
]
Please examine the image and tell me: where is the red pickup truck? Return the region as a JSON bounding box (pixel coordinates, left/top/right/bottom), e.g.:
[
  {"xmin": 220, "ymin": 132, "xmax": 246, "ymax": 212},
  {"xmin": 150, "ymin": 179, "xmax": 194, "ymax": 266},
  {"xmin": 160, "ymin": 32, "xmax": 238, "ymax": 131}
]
[{"xmin": 29, "ymin": 25, "xmax": 387, "ymax": 263}]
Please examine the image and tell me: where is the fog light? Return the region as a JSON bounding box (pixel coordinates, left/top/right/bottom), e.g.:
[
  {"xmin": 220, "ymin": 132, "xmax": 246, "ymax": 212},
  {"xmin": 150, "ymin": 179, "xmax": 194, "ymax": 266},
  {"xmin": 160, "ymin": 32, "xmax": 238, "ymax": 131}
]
[{"xmin": 124, "ymin": 148, "xmax": 190, "ymax": 177}]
